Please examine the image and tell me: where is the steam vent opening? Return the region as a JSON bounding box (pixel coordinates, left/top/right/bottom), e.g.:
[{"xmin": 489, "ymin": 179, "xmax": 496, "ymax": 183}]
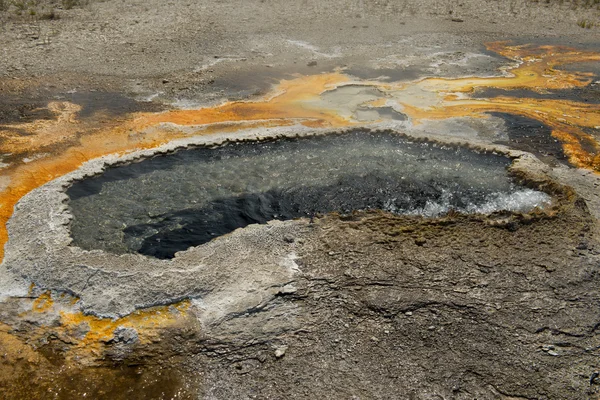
[{"xmin": 67, "ymin": 130, "xmax": 550, "ymax": 259}]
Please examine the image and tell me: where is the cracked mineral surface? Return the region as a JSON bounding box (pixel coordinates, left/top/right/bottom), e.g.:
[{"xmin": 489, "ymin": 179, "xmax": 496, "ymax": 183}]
[{"xmin": 1, "ymin": 1, "xmax": 600, "ymax": 399}]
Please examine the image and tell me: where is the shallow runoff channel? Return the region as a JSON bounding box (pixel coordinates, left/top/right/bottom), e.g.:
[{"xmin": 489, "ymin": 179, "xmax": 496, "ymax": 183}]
[{"xmin": 67, "ymin": 130, "xmax": 550, "ymax": 259}]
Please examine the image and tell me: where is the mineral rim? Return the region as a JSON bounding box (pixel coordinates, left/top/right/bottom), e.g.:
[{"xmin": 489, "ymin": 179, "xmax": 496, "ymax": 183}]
[{"xmin": 2, "ymin": 1, "xmax": 600, "ymax": 399}]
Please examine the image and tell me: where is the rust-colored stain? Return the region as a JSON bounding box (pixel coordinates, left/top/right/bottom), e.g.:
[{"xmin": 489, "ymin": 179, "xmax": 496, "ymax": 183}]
[
  {"xmin": 0, "ymin": 42, "xmax": 599, "ymax": 283},
  {"xmin": 31, "ymin": 291, "xmax": 55, "ymax": 313},
  {"xmin": 59, "ymin": 301, "xmax": 190, "ymax": 351},
  {"xmin": 23, "ymin": 291, "xmax": 191, "ymax": 361}
]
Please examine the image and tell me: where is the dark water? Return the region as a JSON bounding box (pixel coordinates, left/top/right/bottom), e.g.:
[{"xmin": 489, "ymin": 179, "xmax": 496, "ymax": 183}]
[
  {"xmin": 476, "ymin": 86, "xmax": 600, "ymax": 105},
  {"xmin": 490, "ymin": 112, "xmax": 568, "ymax": 164},
  {"xmin": 67, "ymin": 130, "xmax": 550, "ymax": 259}
]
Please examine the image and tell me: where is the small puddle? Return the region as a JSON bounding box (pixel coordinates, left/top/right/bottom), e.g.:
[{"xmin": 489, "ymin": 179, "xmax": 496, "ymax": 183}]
[{"xmin": 67, "ymin": 130, "xmax": 550, "ymax": 259}]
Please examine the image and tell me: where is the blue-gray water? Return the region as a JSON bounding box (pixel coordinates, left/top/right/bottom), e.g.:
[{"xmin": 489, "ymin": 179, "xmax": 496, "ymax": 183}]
[{"xmin": 67, "ymin": 130, "xmax": 550, "ymax": 259}]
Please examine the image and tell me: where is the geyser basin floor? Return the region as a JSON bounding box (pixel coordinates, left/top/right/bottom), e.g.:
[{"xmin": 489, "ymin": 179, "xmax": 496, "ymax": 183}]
[
  {"xmin": 1, "ymin": 7, "xmax": 600, "ymax": 395},
  {"xmin": 67, "ymin": 130, "xmax": 550, "ymax": 259}
]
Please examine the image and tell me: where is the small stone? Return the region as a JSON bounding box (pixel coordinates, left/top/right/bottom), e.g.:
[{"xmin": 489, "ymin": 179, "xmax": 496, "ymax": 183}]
[
  {"xmin": 279, "ymin": 284, "xmax": 297, "ymax": 294},
  {"xmin": 415, "ymin": 237, "xmax": 426, "ymax": 246},
  {"xmin": 370, "ymin": 336, "xmax": 379, "ymax": 342},
  {"xmin": 162, "ymin": 79, "xmax": 169, "ymax": 84},
  {"xmin": 547, "ymin": 350, "xmax": 559, "ymax": 356},
  {"xmin": 384, "ymin": 330, "xmax": 390, "ymax": 334},
  {"xmin": 405, "ymin": 311, "xmax": 413, "ymax": 316},
  {"xmin": 428, "ymin": 325, "xmax": 436, "ymax": 330},
  {"xmin": 110, "ymin": 327, "xmax": 138, "ymax": 344},
  {"xmin": 274, "ymin": 345, "xmax": 288, "ymax": 359},
  {"xmin": 307, "ymin": 60, "xmax": 318, "ymax": 67},
  {"xmin": 283, "ymin": 234, "xmax": 295, "ymax": 243}
]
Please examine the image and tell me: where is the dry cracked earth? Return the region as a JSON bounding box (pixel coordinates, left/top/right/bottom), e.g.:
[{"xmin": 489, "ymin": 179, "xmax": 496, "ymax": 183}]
[{"xmin": 2, "ymin": 1, "xmax": 600, "ymax": 399}]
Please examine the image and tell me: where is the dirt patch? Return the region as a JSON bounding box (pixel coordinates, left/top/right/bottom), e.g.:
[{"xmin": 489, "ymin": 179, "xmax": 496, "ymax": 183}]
[{"xmin": 188, "ymin": 195, "xmax": 600, "ymax": 399}]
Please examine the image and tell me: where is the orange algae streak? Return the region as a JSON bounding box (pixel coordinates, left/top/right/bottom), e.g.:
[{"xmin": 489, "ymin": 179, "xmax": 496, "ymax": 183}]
[
  {"xmin": 423, "ymin": 42, "xmax": 600, "ymax": 93},
  {"xmin": 32, "ymin": 292, "xmax": 54, "ymax": 313},
  {"xmin": 27, "ymin": 291, "xmax": 191, "ymax": 356},
  {"xmin": 405, "ymin": 97, "xmax": 600, "ymax": 170},
  {"xmin": 388, "ymin": 42, "xmax": 600, "ymax": 171},
  {"xmin": 59, "ymin": 301, "xmax": 190, "ymax": 351},
  {"xmin": 0, "ymin": 123, "xmax": 190, "ymax": 262},
  {"xmin": 139, "ymin": 72, "xmax": 353, "ymax": 128}
]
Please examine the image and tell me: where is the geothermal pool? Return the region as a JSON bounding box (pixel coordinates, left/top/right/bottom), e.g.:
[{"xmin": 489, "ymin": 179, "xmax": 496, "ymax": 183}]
[{"xmin": 67, "ymin": 130, "xmax": 550, "ymax": 259}]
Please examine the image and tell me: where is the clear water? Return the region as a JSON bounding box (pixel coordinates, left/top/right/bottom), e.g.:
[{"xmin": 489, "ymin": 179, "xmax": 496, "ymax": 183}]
[{"xmin": 67, "ymin": 130, "xmax": 550, "ymax": 259}]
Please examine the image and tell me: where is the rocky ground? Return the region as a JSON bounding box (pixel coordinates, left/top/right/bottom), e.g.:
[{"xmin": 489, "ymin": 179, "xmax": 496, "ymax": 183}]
[{"xmin": 1, "ymin": 1, "xmax": 600, "ymax": 399}]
